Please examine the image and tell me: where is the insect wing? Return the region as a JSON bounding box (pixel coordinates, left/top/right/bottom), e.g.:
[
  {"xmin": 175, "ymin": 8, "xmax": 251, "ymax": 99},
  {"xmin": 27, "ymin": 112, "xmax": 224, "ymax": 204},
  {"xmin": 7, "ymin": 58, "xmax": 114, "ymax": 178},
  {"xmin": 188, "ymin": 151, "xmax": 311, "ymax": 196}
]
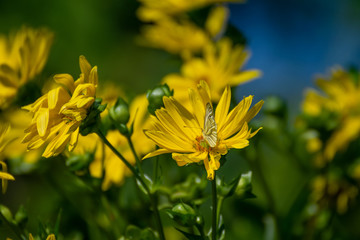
[{"xmin": 202, "ymin": 103, "xmax": 217, "ymax": 147}]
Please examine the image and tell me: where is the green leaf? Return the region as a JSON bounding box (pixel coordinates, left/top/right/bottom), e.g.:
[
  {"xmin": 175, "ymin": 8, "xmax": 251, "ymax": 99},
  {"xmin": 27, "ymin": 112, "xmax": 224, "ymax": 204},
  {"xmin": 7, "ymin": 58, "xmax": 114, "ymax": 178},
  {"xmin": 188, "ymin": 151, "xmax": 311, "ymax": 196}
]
[{"xmin": 175, "ymin": 227, "xmax": 203, "ymax": 240}]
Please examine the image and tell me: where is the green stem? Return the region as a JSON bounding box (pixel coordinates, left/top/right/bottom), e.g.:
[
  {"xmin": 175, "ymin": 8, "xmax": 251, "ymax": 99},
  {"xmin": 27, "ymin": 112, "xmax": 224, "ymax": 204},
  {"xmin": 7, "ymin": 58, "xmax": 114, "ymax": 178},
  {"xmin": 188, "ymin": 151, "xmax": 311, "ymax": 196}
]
[
  {"xmin": 216, "ymin": 197, "xmax": 224, "ymax": 225},
  {"xmin": 248, "ymin": 158, "xmax": 281, "ymax": 240},
  {"xmin": 196, "ymin": 224, "xmax": 206, "ymax": 240},
  {"xmin": 153, "ymin": 156, "xmax": 159, "ymax": 180},
  {"xmin": 126, "ymin": 135, "xmax": 144, "ymax": 176},
  {"xmin": 149, "ymin": 193, "xmax": 166, "ymax": 240},
  {"xmin": 0, "ymin": 211, "xmax": 24, "ymax": 240},
  {"xmin": 96, "ymin": 129, "xmax": 165, "ymax": 240},
  {"xmin": 212, "ymin": 174, "xmax": 217, "ymax": 240}
]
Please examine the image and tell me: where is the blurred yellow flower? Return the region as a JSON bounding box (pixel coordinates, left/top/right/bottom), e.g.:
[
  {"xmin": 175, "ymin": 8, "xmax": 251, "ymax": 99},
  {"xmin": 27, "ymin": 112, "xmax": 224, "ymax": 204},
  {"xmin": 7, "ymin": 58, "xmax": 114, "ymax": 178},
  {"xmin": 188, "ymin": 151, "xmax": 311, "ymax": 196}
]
[
  {"xmin": 163, "ymin": 38, "xmax": 261, "ymax": 103},
  {"xmin": 76, "ymin": 94, "xmax": 155, "ymax": 190},
  {"xmin": 137, "ymin": 0, "xmax": 244, "ymax": 21},
  {"xmin": 22, "ymin": 56, "xmax": 98, "ymax": 158},
  {"xmin": 1, "ymin": 109, "xmax": 42, "ymax": 164},
  {"xmin": 302, "ymin": 67, "xmax": 360, "ymax": 161},
  {"xmin": 140, "ymin": 17, "xmax": 210, "ymax": 59},
  {"xmin": 311, "ymin": 174, "xmax": 358, "ymax": 214},
  {"xmin": 0, "ymin": 124, "xmax": 15, "ymax": 194},
  {"xmin": 143, "ymin": 81, "xmax": 263, "ymax": 180},
  {"xmin": 0, "ymin": 27, "xmax": 53, "ymax": 109}
]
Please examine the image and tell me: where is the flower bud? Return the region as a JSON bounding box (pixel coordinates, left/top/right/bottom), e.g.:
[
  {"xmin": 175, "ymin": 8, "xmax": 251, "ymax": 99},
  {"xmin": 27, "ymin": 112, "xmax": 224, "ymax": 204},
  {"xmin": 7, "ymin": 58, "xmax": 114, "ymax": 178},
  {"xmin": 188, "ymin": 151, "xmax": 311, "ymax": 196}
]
[
  {"xmin": 263, "ymin": 95, "xmax": 286, "ymax": 117},
  {"xmin": 14, "ymin": 205, "xmax": 28, "ymax": 228},
  {"xmin": 235, "ymin": 171, "xmax": 255, "ymax": 199},
  {"xmin": 167, "ymin": 203, "xmax": 197, "ymax": 227},
  {"xmin": 109, "ymin": 97, "xmax": 130, "ymax": 125},
  {"xmin": 146, "ymin": 84, "xmax": 173, "ymax": 115},
  {"xmin": 80, "ymin": 98, "xmax": 107, "ymax": 136},
  {"xmin": 66, "ymin": 152, "xmax": 93, "ymax": 172}
]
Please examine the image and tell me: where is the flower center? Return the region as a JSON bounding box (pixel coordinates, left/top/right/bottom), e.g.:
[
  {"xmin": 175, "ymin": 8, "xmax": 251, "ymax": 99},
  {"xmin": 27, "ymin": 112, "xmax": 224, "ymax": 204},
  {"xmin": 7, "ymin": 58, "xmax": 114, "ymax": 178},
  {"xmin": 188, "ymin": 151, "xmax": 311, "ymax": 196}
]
[{"xmin": 194, "ymin": 135, "xmax": 211, "ymax": 152}]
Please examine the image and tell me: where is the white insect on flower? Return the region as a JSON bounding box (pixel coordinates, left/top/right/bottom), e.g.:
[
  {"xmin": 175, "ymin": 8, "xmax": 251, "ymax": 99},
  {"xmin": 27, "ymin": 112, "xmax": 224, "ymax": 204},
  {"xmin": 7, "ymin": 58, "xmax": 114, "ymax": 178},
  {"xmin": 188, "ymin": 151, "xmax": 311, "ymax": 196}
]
[{"xmin": 202, "ymin": 103, "xmax": 218, "ymax": 147}]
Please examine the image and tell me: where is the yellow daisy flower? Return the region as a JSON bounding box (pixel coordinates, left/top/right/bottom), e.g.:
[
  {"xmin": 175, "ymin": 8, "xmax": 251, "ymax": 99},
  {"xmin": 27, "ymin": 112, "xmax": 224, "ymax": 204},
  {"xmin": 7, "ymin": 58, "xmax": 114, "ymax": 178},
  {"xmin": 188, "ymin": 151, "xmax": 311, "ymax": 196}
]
[
  {"xmin": 302, "ymin": 67, "xmax": 360, "ymax": 161},
  {"xmin": 22, "ymin": 56, "xmax": 98, "ymax": 158},
  {"xmin": 140, "ymin": 17, "xmax": 210, "ymax": 59},
  {"xmin": 0, "ymin": 124, "xmax": 15, "ymax": 194},
  {"xmin": 0, "ymin": 27, "xmax": 53, "ymax": 109},
  {"xmin": 143, "ymin": 81, "xmax": 263, "ymax": 180},
  {"xmin": 137, "ymin": 0, "xmax": 244, "ymax": 22},
  {"xmin": 163, "ymin": 37, "xmax": 261, "ymax": 103}
]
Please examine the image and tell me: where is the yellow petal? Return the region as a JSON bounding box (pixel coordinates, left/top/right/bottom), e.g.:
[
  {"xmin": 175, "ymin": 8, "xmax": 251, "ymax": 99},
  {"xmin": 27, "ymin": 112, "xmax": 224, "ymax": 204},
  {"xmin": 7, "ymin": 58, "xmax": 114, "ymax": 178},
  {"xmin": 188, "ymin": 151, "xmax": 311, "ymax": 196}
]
[
  {"xmin": 0, "ymin": 172, "xmax": 14, "ymax": 181},
  {"xmin": 36, "ymin": 108, "xmax": 49, "ymax": 137},
  {"xmin": 209, "ymin": 152, "xmax": 221, "ymax": 171},
  {"xmin": 230, "ymin": 69, "xmax": 262, "ymax": 86},
  {"xmin": 79, "ymin": 55, "xmax": 91, "ymax": 80},
  {"xmin": 68, "ymin": 127, "xmax": 79, "ymax": 152},
  {"xmin": 197, "ymin": 80, "xmax": 211, "ymax": 105},
  {"xmin": 215, "ymin": 85, "xmax": 231, "ymax": 130},
  {"xmin": 155, "ymin": 108, "xmax": 192, "ymax": 142},
  {"xmin": 219, "ymin": 96, "xmax": 253, "ymax": 139},
  {"xmin": 188, "ymin": 88, "xmax": 205, "ymax": 128},
  {"xmin": 89, "ymin": 66, "xmax": 98, "ymax": 87},
  {"xmin": 203, "ymin": 157, "xmax": 214, "ymax": 180},
  {"xmin": 244, "ymin": 100, "xmax": 264, "ymax": 123},
  {"xmin": 144, "ymin": 130, "xmax": 193, "ymax": 153},
  {"xmin": 54, "ymin": 74, "xmax": 75, "ymax": 93},
  {"xmin": 163, "ymin": 97, "xmax": 199, "ymax": 138},
  {"xmin": 172, "ymin": 151, "xmax": 208, "ymax": 166},
  {"xmin": 142, "ymin": 148, "xmax": 172, "ymax": 160},
  {"xmin": 205, "ymin": 5, "xmax": 228, "ymax": 38}
]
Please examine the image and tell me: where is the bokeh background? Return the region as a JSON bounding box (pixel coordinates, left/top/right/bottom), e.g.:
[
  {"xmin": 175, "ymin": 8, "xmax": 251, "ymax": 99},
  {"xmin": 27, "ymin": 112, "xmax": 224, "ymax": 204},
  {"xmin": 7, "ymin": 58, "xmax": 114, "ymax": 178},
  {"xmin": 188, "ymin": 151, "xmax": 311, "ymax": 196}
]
[{"xmin": 1, "ymin": 0, "xmax": 360, "ymax": 239}]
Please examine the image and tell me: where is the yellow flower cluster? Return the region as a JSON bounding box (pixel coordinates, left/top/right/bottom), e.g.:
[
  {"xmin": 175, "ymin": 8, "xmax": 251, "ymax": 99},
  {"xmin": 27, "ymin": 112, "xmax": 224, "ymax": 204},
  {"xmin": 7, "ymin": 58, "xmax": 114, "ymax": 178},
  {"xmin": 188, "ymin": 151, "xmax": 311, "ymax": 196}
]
[
  {"xmin": 137, "ymin": 0, "xmax": 261, "ymax": 108},
  {"xmin": 163, "ymin": 38, "xmax": 261, "ymax": 104},
  {"xmin": 22, "ymin": 56, "xmax": 97, "ymax": 158},
  {"xmin": 0, "ymin": 27, "xmax": 53, "ymax": 109},
  {"xmin": 143, "ymin": 81, "xmax": 263, "ymax": 180},
  {"xmin": 302, "ymin": 67, "xmax": 360, "ymax": 162}
]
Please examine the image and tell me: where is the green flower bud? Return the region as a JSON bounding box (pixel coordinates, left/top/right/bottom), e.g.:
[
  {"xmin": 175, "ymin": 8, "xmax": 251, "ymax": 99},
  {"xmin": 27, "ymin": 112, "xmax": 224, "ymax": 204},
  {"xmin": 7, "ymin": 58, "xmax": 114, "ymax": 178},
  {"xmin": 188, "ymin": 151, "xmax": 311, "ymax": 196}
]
[
  {"xmin": 14, "ymin": 205, "xmax": 28, "ymax": 228},
  {"xmin": 66, "ymin": 152, "xmax": 93, "ymax": 172},
  {"xmin": 109, "ymin": 97, "xmax": 130, "ymax": 125},
  {"xmin": 235, "ymin": 171, "xmax": 255, "ymax": 199},
  {"xmin": 146, "ymin": 84, "xmax": 173, "ymax": 115},
  {"xmin": 263, "ymin": 95, "xmax": 286, "ymax": 117},
  {"xmin": 80, "ymin": 98, "xmax": 107, "ymax": 136},
  {"xmin": 167, "ymin": 203, "xmax": 197, "ymax": 227}
]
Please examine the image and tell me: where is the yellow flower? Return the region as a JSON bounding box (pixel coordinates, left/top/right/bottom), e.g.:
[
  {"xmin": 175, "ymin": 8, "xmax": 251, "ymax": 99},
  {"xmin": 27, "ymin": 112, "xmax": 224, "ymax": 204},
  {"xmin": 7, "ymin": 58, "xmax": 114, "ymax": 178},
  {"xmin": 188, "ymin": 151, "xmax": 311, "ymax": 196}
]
[
  {"xmin": 140, "ymin": 17, "xmax": 210, "ymax": 59},
  {"xmin": 0, "ymin": 109, "xmax": 42, "ymax": 163},
  {"xmin": 0, "ymin": 124, "xmax": 15, "ymax": 194},
  {"xmin": 311, "ymin": 174, "xmax": 358, "ymax": 214},
  {"xmin": 163, "ymin": 38, "xmax": 261, "ymax": 103},
  {"xmin": 75, "ymin": 94, "xmax": 155, "ymax": 190},
  {"xmin": 302, "ymin": 67, "xmax": 360, "ymax": 161},
  {"xmin": 22, "ymin": 56, "xmax": 98, "ymax": 158},
  {"xmin": 0, "ymin": 27, "xmax": 53, "ymax": 109},
  {"xmin": 143, "ymin": 81, "xmax": 263, "ymax": 180},
  {"xmin": 137, "ymin": 0, "xmax": 244, "ymax": 22}
]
